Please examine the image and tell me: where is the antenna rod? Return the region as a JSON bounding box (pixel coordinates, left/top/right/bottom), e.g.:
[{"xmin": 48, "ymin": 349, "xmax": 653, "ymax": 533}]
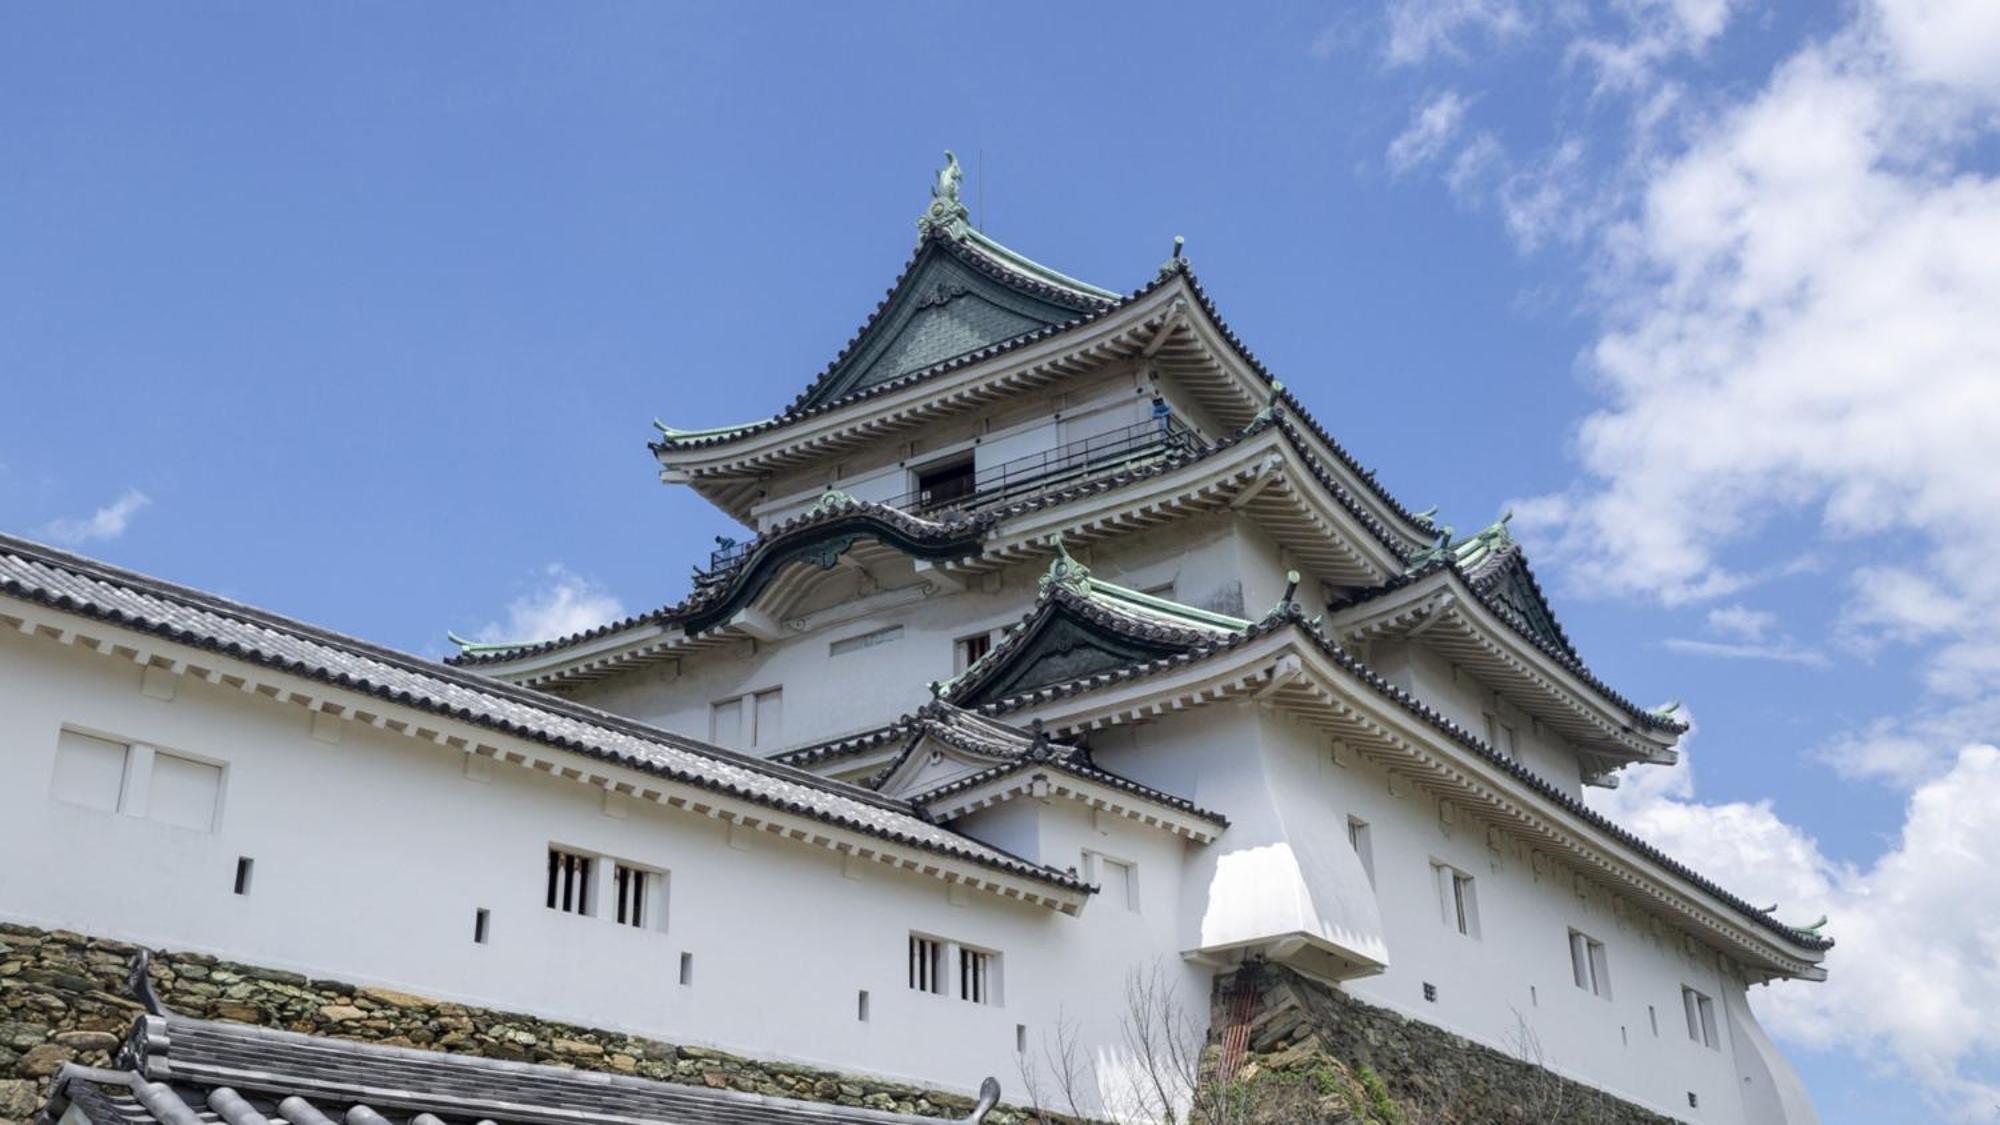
[{"xmin": 977, "ymin": 148, "xmax": 985, "ymax": 233}]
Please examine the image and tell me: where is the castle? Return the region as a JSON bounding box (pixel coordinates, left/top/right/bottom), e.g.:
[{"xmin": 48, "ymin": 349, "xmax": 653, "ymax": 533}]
[{"xmin": 2, "ymin": 154, "xmax": 1826, "ymax": 1123}]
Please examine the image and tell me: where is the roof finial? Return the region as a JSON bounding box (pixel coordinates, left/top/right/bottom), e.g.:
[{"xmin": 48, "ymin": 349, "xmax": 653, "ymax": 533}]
[
  {"xmin": 1038, "ymin": 532, "xmax": 1092, "ymax": 593},
  {"xmin": 1268, "ymin": 569, "xmax": 1302, "ymax": 618},
  {"xmin": 918, "ymin": 150, "xmax": 970, "ymax": 237},
  {"xmin": 1159, "ymin": 234, "xmax": 1190, "ymax": 277}
]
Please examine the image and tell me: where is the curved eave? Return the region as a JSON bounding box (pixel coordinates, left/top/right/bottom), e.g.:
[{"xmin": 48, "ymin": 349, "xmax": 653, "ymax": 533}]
[
  {"xmin": 974, "ymin": 420, "xmax": 1411, "ymax": 585},
  {"xmin": 1331, "ymin": 570, "xmax": 1682, "ymax": 768},
  {"xmin": 451, "ymin": 504, "xmax": 991, "ymax": 681},
  {"xmin": 917, "ymin": 761, "xmax": 1228, "ymax": 844},
  {"xmin": 968, "ymin": 621, "xmax": 1829, "ymax": 974}
]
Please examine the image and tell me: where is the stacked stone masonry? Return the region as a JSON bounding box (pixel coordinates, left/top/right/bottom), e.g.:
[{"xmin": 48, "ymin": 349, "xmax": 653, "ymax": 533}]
[
  {"xmin": 1206, "ymin": 964, "xmax": 1678, "ymax": 1124},
  {"xmin": 0, "ymin": 923, "xmax": 1019, "ymax": 1125}
]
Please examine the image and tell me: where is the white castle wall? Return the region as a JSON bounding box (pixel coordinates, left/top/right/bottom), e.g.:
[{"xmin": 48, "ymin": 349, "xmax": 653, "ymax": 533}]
[{"xmin": 0, "ymin": 625, "xmax": 1206, "ymax": 1112}]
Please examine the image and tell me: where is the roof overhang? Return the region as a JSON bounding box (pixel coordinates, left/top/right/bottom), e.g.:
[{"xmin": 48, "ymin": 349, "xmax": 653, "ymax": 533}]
[
  {"xmin": 0, "ymin": 576, "xmax": 1090, "ymax": 916},
  {"xmin": 973, "ymin": 623, "xmax": 1829, "ymax": 977},
  {"xmin": 917, "ymin": 761, "xmax": 1227, "ymax": 844},
  {"xmin": 1331, "ymin": 569, "xmax": 1682, "ymax": 775}
]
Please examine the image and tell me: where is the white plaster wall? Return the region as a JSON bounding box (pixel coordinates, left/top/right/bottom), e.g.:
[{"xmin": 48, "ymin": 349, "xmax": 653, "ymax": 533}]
[{"xmin": 0, "ymin": 627, "xmax": 1207, "ymax": 1114}]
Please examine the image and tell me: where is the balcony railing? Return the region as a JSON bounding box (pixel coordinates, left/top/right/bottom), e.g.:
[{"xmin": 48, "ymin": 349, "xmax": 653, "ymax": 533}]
[
  {"xmin": 700, "ymin": 416, "xmax": 1206, "ymax": 578},
  {"xmin": 887, "ymin": 415, "xmax": 1206, "ymax": 517}
]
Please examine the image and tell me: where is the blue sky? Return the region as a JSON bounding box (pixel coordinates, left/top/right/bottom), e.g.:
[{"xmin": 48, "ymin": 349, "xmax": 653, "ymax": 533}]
[{"xmin": 5, "ymin": 3, "xmax": 1996, "ymax": 1120}]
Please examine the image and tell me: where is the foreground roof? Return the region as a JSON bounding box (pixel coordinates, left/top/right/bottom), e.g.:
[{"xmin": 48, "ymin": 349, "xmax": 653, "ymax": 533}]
[
  {"xmin": 0, "ymin": 533, "xmax": 1086, "ymax": 906},
  {"xmin": 47, "ymin": 1008, "xmax": 1001, "ymax": 1125}
]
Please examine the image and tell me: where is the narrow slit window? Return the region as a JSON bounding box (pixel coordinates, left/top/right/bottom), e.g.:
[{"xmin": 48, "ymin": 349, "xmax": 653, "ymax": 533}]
[
  {"xmin": 1683, "ymin": 986, "xmax": 1719, "ymax": 1048},
  {"xmin": 858, "ymin": 990, "xmax": 870, "ymax": 1022},
  {"xmin": 909, "ymin": 935, "xmax": 944, "ymax": 995},
  {"xmin": 473, "ymin": 908, "xmax": 490, "ymax": 944},
  {"xmin": 233, "ymin": 857, "xmax": 253, "ymax": 896},
  {"xmin": 679, "ymin": 952, "xmax": 694, "ymax": 986},
  {"xmin": 1433, "ymin": 862, "xmax": 1478, "ymax": 937},
  {"xmin": 547, "ymin": 848, "xmax": 594, "ymax": 916},
  {"xmin": 1347, "ymin": 817, "xmax": 1375, "ymax": 886},
  {"xmin": 1016, "ymin": 1024, "xmax": 1028, "ymax": 1053}
]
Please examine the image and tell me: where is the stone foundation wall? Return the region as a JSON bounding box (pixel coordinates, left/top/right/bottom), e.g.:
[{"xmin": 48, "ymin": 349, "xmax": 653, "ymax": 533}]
[
  {"xmin": 1205, "ymin": 965, "xmax": 1679, "ymax": 1124},
  {"xmin": 0, "ymin": 922, "xmax": 1020, "ymax": 1125}
]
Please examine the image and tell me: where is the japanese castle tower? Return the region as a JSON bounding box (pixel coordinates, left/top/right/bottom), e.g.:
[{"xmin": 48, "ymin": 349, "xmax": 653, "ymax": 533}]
[{"xmin": 0, "ymin": 155, "xmax": 1828, "ymax": 1124}]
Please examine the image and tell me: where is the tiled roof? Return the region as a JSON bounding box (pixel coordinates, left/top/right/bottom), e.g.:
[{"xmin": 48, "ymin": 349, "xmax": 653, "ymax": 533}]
[
  {"xmin": 971, "ymin": 604, "xmax": 1829, "ymax": 955},
  {"xmin": 861, "ymin": 702, "xmax": 1226, "ymax": 830},
  {"xmin": 47, "ymin": 1010, "xmax": 1000, "ymax": 1125},
  {"xmin": 651, "ymin": 228, "xmax": 1116, "ymax": 455},
  {"xmin": 1331, "ymin": 532, "xmax": 1688, "ymax": 736},
  {"xmin": 0, "ymin": 533, "xmax": 1085, "ymax": 899},
  {"xmin": 449, "ymin": 499, "xmax": 994, "ymax": 666}
]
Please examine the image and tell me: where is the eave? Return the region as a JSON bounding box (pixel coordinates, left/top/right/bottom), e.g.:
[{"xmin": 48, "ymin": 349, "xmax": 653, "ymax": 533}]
[
  {"xmin": 0, "ymin": 537, "xmax": 1090, "ymax": 915},
  {"xmin": 970, "ymin": 619, "xmax": 1830, "ymax": 975},
  {"xmin": 1331, "ymin": 568, "xmax": 1681, "ymax": 773},
  {"xmin": 917, "ymin": 761, "xmax": 1228, "ymax": 844},
  {"xmin": 970, "ymin": 418, "xmax": 1412, "ymax": 586}
]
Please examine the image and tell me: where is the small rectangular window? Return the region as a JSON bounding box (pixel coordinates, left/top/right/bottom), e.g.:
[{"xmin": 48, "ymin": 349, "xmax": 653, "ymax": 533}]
[
  {"xmin": 233, "ymin": 857, "xmax": 254, "ymax": 896},
  {"xmin": 1501, "ymin": 724, "xmax": 1519, "ymax": 759},
  {"xmin": 546, "ymin": 848, "xmax": 594, "ymax": 915},
  {"xmin": 1103, "ymin": 857, "xmax": 1138, "ymax": 912},
  {"xmin": 955, "ymin": 631, "xmax": 994, "ymax": 672},
  {"xmin": 858, "ymin": 990, "xmax": 870, "ymax": 1022},
  {"xmin": 1433, "ymin": 862, "xmax": 1478, "ymax": 938},
  {"xmin": 909, "ymin": 935, "xmax": 944, "ymax": 995},
  {"xmin": 1570, "ymin": 930, "xmax": 1610, "ymax": 997},
  {"xmin": 473, "ymin": 908, "xmax": 490, "ymax": 944},
  {"xmin": 1422, "ymin": 982, "xmax": 1438, "ymax": 1003},
  {"xmin": 709, "ymin": 697, "xmax": 744, "ymax": 748},
  {"xmin": 1347, "ymin": 817, "xmax": 1375, "ymax": 886},
  {"xmin": 679, "ymin": 952, "xmax": 694, "ymax": 986},
  {"xmin": 50, "ymin": 730, "xmax": 129, "ymax": 811},
  {"xmin": 1683, "ymin": 986, "xmax": 1719, "ymax": 1048},
  {"xmin": 613, "ymin": 864, "xmax": 653, "ymax": 929},
  {"xmin": 148, "ymin": 752, "xmax": 222, "ymax": 832},
  {"xmin": 960, "ymin": 946, "xmax": 994, "ymax": 1005},
  {"xmin": 1649, "ymin": 1005, "xmax": 1660, "ymax": 1037},
  {"xmin": 914, "ymin": 455, "xmax": 976, "ymax": 509},
  {"xmin": 710, "ymin": 688, "xmax": 783, "ymax": 750},
  {"xmin": 1016, "ymin": 1024, "xmax": 1028, "ymax": 1053},
  {"xmin": 831, "ymin": 625, "xmax": 902, "ymax": 656}
]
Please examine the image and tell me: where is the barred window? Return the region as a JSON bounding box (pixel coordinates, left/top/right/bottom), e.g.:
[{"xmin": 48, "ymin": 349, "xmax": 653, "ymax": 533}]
[
  {"xmin": 909, "ymin": 935, "xmax": 944, "ymax": 994},
  {"xmin": 547, "ymin": 848, "xmax": 593, "ymax": 915}
]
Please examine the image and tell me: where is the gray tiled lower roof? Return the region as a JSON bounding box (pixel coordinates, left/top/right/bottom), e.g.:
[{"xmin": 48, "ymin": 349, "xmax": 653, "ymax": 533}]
[
  {"xmin": 47, "ymin": 1012, "xmax": 999, "ymax": 1124},
  {"xmin": 0, "ymin": 534, "xmax": 1085, "ymax": 899}
]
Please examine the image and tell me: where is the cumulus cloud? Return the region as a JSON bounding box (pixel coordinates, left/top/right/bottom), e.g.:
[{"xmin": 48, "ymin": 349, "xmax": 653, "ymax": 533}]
[
  {"xmin": 41, "ymin": 488, "xmax": 151, "ymax": 545},
  {"xmin": 474, "ymin": 565, "xmax": 625, "ymax": 644},
  {"xmin": 1386, "ymin": 90, "xmax": 1473, "ymax": 175},
  {"xmin": 1590, "ymin": 742, "xmax": 2000, "ymax": 1119},
  {"xmin": 1377, "ymin": 0, "xmax": 2000, "ymax": 1111}
]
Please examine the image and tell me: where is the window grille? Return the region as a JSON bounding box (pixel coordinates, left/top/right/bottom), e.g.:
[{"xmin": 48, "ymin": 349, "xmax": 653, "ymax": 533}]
[
  {"xmin": 1347, "ymin": 817, "xmax": 1375, "ymax": 886},
  {"xmin": 955, "ymin": 632, "xmax": 994, "ymax": 671},
  {"xmin": 909, "ymin": 935, "xmax": 944, "ymax": 994},
  {"xmin": 960, "ymin": 947, "xmax": 993, "ymax": 1005},
  {"xmin": 1683, "ymin": 986, "xmax": 1719, "ymax": 1048},
  {"xmin": 547, "ymin": 848, "xmax": 593, "ymax": 915},
  {"xmin": 614, "ymin": 864, "xmax": 649, "ymax": 928},
  {"xmin": 1434, "ymin": 862, "xmax": 1478, "ymax": 937}
]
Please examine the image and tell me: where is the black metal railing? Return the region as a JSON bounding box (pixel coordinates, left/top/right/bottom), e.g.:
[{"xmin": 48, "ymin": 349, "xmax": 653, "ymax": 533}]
[
  {"xmin": 885, "ymin": 415, "xmax": 1205, "ymax": 516},
  {"xmin": 698, "ymin": 415, "xmax": 1206, "ymax": 578}
]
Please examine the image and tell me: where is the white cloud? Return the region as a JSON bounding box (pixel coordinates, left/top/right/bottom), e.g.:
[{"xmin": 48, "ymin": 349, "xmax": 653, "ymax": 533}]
[
  {"xmin": 1590, "ymin": 742, "xmax": 2000, "ymax": 1120},
  {"xmin": 475, "ymin": 564, "xmax": 625, "ymax": 644},
  {"xmin": 1378, "ymin": 0, "xmax": 2000, "ymax": 1110},
  {"xmin": 1384, "ymin": 0, "xmax": 1530, "ymax": 66},
  {"xmin": 40, "ymin": 488, "xmax": 151, "ymax": 545},
  {"xmin": 1386, "ymin": 90, "xmax": 1474, "ymax": 175},
  {"xmin": 1661, "ymin": 637, "xmax": 1828, "ymax": 666},
  {"xmin": 1706, "ymin": 604, "xmax": 1776, "ymax": 641}
]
